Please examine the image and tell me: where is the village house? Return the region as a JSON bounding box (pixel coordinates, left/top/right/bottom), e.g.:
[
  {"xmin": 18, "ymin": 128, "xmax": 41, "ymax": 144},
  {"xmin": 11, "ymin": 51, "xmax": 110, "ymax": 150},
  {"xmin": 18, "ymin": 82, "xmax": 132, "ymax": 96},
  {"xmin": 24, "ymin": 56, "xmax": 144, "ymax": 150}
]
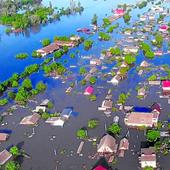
[
  {"xmin": 123, "ymin": 46, "xmax": 139, "ymax": 54},
  {"xmin": 36, "ymin": 43, "xmax": 60, "ymax": 57},
  {"xmin": 140, "ymin": 60, "xmax": 150, "ymax": 68},
  {"xmin": 162, "ymin": 80, "xmax": 170, "ymax": 95},
  {"xmin": 84, "ymin": 86, "xmax": 94, "ymax": 95},
  {"xmin": 84, "ymin": 73, "xmax": 92, "ymax": 81},
  {"xmin": 154, "ymin": 50, "xmax": 163, "ymax": 56},
  {"xmin": 0, "ymin": 133, "xmax": 9, "ymax": 142},
  {"xmin": 140, "ymin": 15, "xmax": 147, "ymax": 21},
  {"xmin": 55, "ymin": 40, "xmax": 76, "ymax": 48},
  {"xmin": 97, "ymin": 134, "xmax": 117, "ymax": 154},
  {"xmin": 113, "ymin": 8, "xmax": 125, "ymax": 17},
  {"xmin": 144, "ymin": 25, "xmax": 152, "ymax": 32},
  {"xmin": 60, "ymin": 108, "xmax": 73, "ymax": 119},
  {"xmin": 138, "ymin": 87, "xmax": 146, "ymax": 97},
  {"xmin": 159, "ymin": 25, "xmax": 169, "ymax": 32},
  {"xmin": 92, "ymin": 157, "xmax": 111, "ymax": 170},
  {"xmin": 89, "ymin": 67, "xmax": 98, "ymax": 74},
  {"xmin": 0, "ymin": 149, "xmax": 12, "ymax": 165},
  {"xmin": 90, "ymin": 59, "xmax": 102, "ymax": 66},
  {"xmin": 98, "ymin": 99, "xmax": 113, "ymax": 111},
  {"xmin": 45, "ymin": 117, "xmax": 65, "ymax": 127},
  {"xmin": 70, "ymin": 35, "xmax": 81, "ymax": 41},
  {"xmin": 40, "ymin": 99, "xmax": 50, "ymax": 107},
  {"xmin": 124, "ymin": 103, "xmax": 161, "ymax": 127},
  {"xmin": 20, "ymin": 113, "xmax": 41, "ymax": 125},
  {"xmin": 34, "ymin": 106, "xmax": 46, "ymax": 113},
  {"xmin": 65, "ymin": 86, "xmax": 73, "ymax": 94},
  {"xmin": 118, "ymin": 138, "xmax": 129, "ymax": 157},
  {"xmin": 140, "ymin": 147, "xmax": 157, "ymax": 169},
  {"xmin": 148, "ymin": 14, "xmax": 155, "ymax": 21},
  {"xmin": 149, "ymin": 80, "xmax": 161, "ymax": 86},
  {"xmin": 108, "ymin": 75, "xmax": 122, "ymax": 85}
]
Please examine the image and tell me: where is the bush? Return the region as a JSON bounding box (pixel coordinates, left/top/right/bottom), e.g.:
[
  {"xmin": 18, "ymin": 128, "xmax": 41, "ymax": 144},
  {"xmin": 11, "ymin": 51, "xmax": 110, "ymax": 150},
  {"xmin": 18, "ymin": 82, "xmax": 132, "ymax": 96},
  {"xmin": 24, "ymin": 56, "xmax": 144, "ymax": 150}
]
[
  {"xmin": 41, "ymin": 38, "xmax": 50, "ymax": 47},
  {"xmin": 36, "ymin": 81, "xmax": 47, "ymax": 92},
  {"xmin": 84, "ymin": 40, "xmax": 93, "ymax": 50},
  {"xmin": 76, "ymin": 129, "xmax": 88, "ymax": 139},
  {"xmin": 89, "ymin": 94, "xmax": 97, "ymax": 101},
  {"xmin": 88, "ymin": 119, "xmax": 99, "ymax": 128},
  {"xmin": 16, "ymin": 53, "xmax": 28, "ymax": 59},
  {"xmin": 146, "ymin": 130, "xmax": 160, "ymax": 142},
  {"xmin": 89, "ymin": 77, "xmax": 97, "ymax": 84},
  {"xmin": 108, "ymin": 123, "xmax": 121, "ymax": 135},
  {"xmin": 0, "ymin": 98, "xmax": 8, "ymax": 106}
]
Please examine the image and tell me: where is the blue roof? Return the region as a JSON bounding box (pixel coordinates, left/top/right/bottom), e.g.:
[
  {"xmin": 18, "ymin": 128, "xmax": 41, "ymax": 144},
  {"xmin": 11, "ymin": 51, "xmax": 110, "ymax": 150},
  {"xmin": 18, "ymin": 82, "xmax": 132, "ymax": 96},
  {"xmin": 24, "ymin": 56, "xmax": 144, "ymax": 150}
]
[
  {"xmin": 0, "ymin": 129, "xmax": 12, "ymax": 134},
  {"xmin": 61, "ymin": 108, "xmax": 73, "ymax": 116},
  {"xmin": 133, "ymin": 107, "xmax": 152, "ymax": 113}
]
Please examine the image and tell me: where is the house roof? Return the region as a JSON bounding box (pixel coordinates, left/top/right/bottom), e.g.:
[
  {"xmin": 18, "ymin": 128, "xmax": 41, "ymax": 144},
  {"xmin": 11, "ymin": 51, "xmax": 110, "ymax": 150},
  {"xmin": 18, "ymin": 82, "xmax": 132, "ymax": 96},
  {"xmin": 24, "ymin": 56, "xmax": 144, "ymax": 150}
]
[
  {"xmin": 151, "ymin": 103, "xmax": 161, "ymax": 113},
  {"xmin": 46, "ymin": 117, "xmax": 65, "ymax": 126},
  {"xmin": 141, "ymin": 147, "xmax": 156, "ymax": 162},
  {"xmin": 132, "ymin": 107, "xmax": 152, "ymax": 113},
  {"xmin": 85, "ymin": 86, "xmax": 94, "ymax": 94},
  {"xmin": 119, "ymin": 138, "xmax": 129, "ymax": 150},
  {"xmin": 0, "ymin": 150, "xmax": 12, "ymax": 165},
  {"xmin": 0, "ymin": 133, "xmax": 8, "ymax": 141},
  {"xmin": 20, "ymin": 113, "xmax": 41, "ymax": 125},
  {"xmin": 40, "ymin": 99, "xmax": 50, "ymax": 106},
  {"xmin": 94, "ymin": 165, "xmax": 107, "ymax": 170},
  {"xmin": 61, "ymin": 108, "xmax": 73, "ymax": 117},
  {"xmin": 125, "ymin": 112, "xmax": 156, "ymax": 126},
  {"xmin": 114, "ymin": 9, "xmax": 124, "ymax": 14},
  {"xmin": 162, "ymin": 80, "xmax": 170, "ymax": 87},
  {"xmin": 97, "ymin": 134, "xmax": 116, "ymax": 153}
]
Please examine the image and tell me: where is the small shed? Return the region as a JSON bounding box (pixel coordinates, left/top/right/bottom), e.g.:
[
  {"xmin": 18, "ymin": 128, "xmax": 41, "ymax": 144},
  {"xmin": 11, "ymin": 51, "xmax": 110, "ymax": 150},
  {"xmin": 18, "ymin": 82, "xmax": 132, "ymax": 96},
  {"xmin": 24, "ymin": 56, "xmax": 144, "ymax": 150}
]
[{"xmin": 0, "ymin": 149, "xmax": 12, "ymax": 165}]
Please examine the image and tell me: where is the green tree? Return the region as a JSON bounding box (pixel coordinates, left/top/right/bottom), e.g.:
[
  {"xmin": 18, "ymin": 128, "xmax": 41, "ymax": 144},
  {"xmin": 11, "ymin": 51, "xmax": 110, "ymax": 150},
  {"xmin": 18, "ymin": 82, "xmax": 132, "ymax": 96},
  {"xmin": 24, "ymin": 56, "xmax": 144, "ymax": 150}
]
[
  {"xmin": 124, "ymin": 54, "xmax": 136, "ymax": 64},
  {"xmin": 10, "ymin": 146, "xmax": 20, "ymax": 157},
  {"xmin": 79, "ymin": 67, "xmax": 87, "ymax": 75},
  {"xmin": 143, "ymin": 166, "xmax": 154, "ymax": 170},
  {"xmin": 0, "ymin": 98, "xmax": 8, "ymax": 106},
  {"xmin": 91, "ymin": 14, "xmax": 98, "ymax": 25},
  {"xmin": 146, "ymin": 130, "xmax": 160, "ymax": 142},
  {"xmin": 89, "ymin": 76, "xmax": 97, "ymax": 84},
  {"xmin": 88, "ymin": 119, "xmax": 99, "ymax": 129},
  {"xmin": 41, "ymin": 38, "xmax": 50, "ymax": 47},
  {"xmin": 22, "ymin": 78, "xmax": 32, "ymax": 90},
  {"xmin": 76, "ymin": 129, "xmax": 88, "ymax": 139},
  {"xmin": 36, "ymin": 81, "xmax": 47, "ymax": 92},
  {"xmin": 5, "ymin": 161, "xmax": 20, "ymax": 170},
  {"xmin": 108, "ymin": 123, "xmax": 121, "ymax": 135}
]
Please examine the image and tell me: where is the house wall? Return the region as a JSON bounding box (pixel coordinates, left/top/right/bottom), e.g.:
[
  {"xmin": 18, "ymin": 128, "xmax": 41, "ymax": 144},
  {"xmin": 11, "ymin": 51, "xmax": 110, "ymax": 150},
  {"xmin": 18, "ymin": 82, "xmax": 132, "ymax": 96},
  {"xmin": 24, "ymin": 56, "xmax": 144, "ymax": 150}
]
[{"xmin": 141, "ymin": 161, "xmax": 156, "ymax": 168}]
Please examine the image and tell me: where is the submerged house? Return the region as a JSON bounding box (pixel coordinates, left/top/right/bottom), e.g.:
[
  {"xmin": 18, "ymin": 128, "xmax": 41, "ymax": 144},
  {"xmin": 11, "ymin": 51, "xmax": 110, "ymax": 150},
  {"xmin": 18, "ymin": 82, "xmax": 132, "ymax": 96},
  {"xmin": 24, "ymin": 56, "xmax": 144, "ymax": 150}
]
[
  {"xmin": 97, "ymin": 134, "xmax": 117, "ymax": 154},
  {"xmin": 0, "ymin": 149, "xmax": 12, "ymax": 165},
  {"xmin": 92, "ymin": 157, "xmax": 111, "ymax": 170},
  {"xmin": 159, "ymin": 25, "xmax": 169, "ymax": 32},
  {"xmin": 36, "ymin": 43, "xmax": 60, "ymax": 57},
  {"xmin": 0, "ymin": 133, "xmax": 9, "ymax": 142},
  {"xmin": 60, "ymin": 108, "xmax": 73, "ymax": 119},
  {"xmin": 45, "ymin": 117, "xmax": 65, "ymax": 127},
  {"xmin": 84, "ymin": 86, "xmax": 94, "ymax": 95},
  {"xmin": 162, "ymin": 80, "xmax": 170, "ymax": 95},
  {"xmin": 118, "ymin": 138, "xmax": 129, "ymax": 157},
  {"xmin": 123, "ymin": 46, "xmax": 139, "ymax": 54},
  {"xmin": 139, "ymin": 147, "xmax": 157, "ymax": 169},
  {"xmin": 90, "ymin": 59, "xmax": 102, "ymax": 66},
  {"xmin": 113, "ymin": 8, "xmax": 125, "ymax": 16},
  {"xmin": 108, "ymin": 75, "xmax": 122, "ymax": 85},
  {"xmin": 138, "ymin": 87, "xmax": 146, "ymax": 97},
  {"xmin": 20, "ymin": 113, "xmax": 41, "ymax": 125},
  {"xmin": 124, "ymin": 103, "xmax": 161, "ymax": 127},
  {"xmin": 140, "ymin": 61, "xmax": 150, "ymax": 68}
]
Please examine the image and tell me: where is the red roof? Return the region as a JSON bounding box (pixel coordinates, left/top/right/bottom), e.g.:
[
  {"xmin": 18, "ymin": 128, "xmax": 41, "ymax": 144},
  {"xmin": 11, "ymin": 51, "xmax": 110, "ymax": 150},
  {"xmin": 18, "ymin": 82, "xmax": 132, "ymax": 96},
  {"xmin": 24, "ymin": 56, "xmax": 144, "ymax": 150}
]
[
  {"xmin": 94, "ymin": 165, "xmax": 107, "ymax": 170},
  {"xmin": 85, "ymin": 86, "xmax": 94, "ymax": 94},
  {"xmin": 162, "ymin": 80, "xmax": 170, "ymax": 87},
  {"xmin": 160, "ymin": 25, "xmax": 168, "ymax": 30},
  {"xmin": 114, "ymin": 9, "xmax": 125, "ymax": 14}
]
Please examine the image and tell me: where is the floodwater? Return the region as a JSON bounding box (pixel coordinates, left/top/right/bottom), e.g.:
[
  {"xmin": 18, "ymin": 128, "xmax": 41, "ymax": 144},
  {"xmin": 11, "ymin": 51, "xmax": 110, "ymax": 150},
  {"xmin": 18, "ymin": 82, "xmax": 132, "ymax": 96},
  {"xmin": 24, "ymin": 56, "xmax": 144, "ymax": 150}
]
[{"xmin": 0, "ymin": 0, "xmax": 170, "ymax": 170}]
